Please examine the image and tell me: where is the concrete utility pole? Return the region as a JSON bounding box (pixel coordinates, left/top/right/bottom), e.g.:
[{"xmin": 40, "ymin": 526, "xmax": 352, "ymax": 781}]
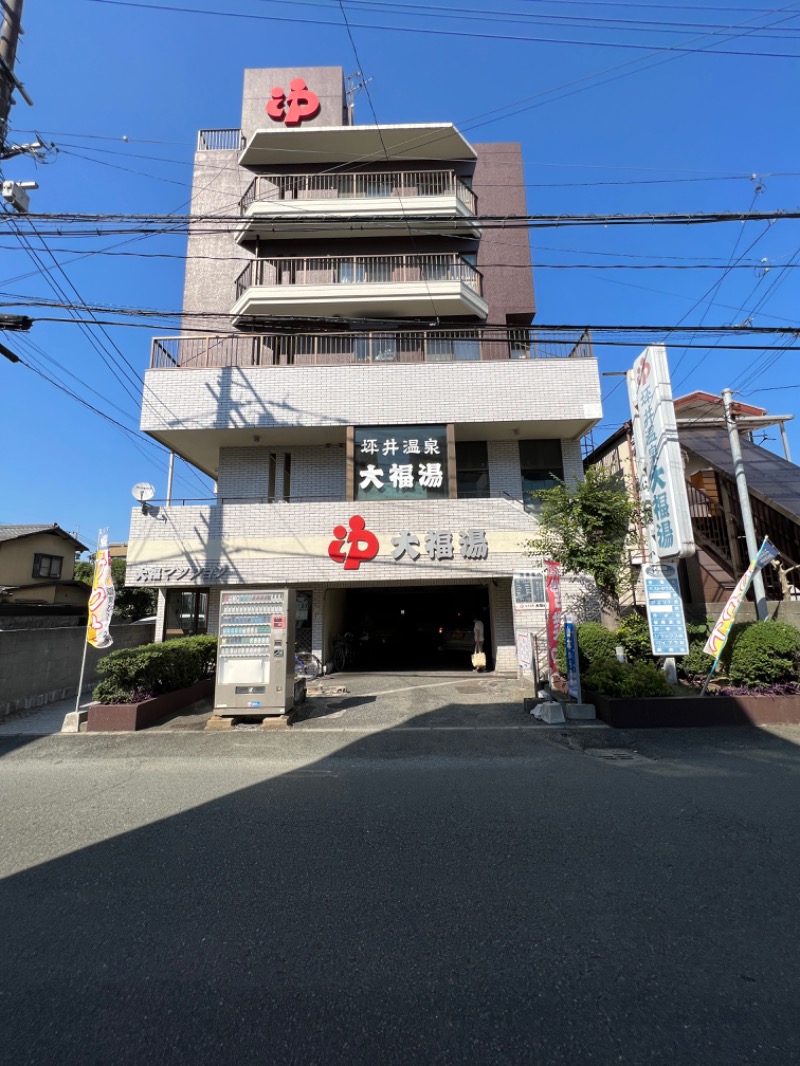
[
  {"xmin": 0, "ymin": 0, "xmax": 25, "ymax": 154},
  {"xmin": 722, "ymin": 388, "xmax": 768, "ymax": 621}
]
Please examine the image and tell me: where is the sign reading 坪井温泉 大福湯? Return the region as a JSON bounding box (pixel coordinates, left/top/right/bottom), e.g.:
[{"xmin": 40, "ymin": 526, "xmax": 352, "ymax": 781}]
[
  {"xmin": 355, "ymin": 425, "xmax": 449, "ymax": 501},
  {"xmin": 628, "ymin": 346, "xmax": 695, "ymax": 560}
]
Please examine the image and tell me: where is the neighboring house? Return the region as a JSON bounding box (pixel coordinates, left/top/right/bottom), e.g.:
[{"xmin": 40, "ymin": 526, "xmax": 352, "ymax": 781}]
[
  {"xmin": 126, "ymin": 65, "xmax": 602, "ymax": 670},
  {"xmin": 586, "ymin": 392, "xmax": 798, "ymax": 608},
  {"xmin": 0, "ymin": 525, "xmax": 90, "ymax": 611}
]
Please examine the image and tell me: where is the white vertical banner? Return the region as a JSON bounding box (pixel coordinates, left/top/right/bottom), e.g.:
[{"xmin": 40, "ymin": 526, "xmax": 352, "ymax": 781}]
[
  {"xmin": 628, "ymin": 345, "xmax": 695, "ymax": 560},
  {"xmin": 87, "ymin": 529, "xmax": 115, "ymax": 649}
]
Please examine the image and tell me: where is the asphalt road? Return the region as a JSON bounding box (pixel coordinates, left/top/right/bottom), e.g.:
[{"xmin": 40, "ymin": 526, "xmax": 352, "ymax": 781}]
[{"xmin": 1, "ymin": 725, "xmax": 799, "ymax": 1065}]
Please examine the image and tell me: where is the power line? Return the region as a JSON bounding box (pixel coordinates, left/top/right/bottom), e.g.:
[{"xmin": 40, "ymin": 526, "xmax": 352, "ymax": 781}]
[{"xmin": 82, "ymin": 0, "xmax": 800, "ymax": 57}]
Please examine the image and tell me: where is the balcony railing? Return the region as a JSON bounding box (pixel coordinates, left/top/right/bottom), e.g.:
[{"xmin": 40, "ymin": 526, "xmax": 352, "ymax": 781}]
[
  {"xmin": 197, "ymin": 128, "xmax": 244, "ymax": 151},
  {"xmin": 240, "ymin": 170, "xmax": 477, "ymax": 214},
  {"xmin": 150, "ymin": 329, "xmax": 593, "ymax": 370},
  {"xmin": 234, "ymin": 253, "xmax": 484, "ymax": 302}
]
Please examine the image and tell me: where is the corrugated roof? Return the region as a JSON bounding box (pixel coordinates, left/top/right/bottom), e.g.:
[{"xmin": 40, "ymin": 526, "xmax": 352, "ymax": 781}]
[
  {"xmin": 0, "ymin": 524, "xmax": 88, "ymax": 550},
  {"xmin": 681, "ymin": 429, "xmax": 800, "ymax": 520}
]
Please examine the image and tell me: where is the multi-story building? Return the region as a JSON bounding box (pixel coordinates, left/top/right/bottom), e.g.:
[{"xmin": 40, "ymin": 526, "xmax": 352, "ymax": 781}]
[{"xmin": 126, "ymin": 67, "xmax": 602, "ymax": 671}]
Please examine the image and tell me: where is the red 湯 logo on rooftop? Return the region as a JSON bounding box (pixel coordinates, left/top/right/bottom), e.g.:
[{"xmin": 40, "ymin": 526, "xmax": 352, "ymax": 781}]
[
  {"xmin": 266, "ymin": 79, "xmax": 321, "ymax": 127},
  {"xmin": 328, "ymin": 516, "xmax": 379, "ymax": 571}
]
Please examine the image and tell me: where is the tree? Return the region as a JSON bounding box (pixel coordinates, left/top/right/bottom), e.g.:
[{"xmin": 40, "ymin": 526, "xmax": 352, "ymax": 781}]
[
  {"xmin": 525, "ymin": 466, "xmax": 641, "ymax": 605},
  {"xmin": 74, "ymin": 558, "xmax": 156, "ymax": 622}
]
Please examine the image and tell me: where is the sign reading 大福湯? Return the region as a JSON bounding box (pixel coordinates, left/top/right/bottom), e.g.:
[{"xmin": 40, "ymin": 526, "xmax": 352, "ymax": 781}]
[
  {"xmin": 628, "ymin": 346, "xmax": 695, "ymax": 560},
  {"xmin": 355, "ymin": 425, "xmax": 449, "ymax": 501}
]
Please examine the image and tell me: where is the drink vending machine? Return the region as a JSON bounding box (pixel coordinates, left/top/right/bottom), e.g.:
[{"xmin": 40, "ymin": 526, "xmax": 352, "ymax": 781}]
[{"xmin": 214, "ymin": 589, "xmax": 296, "ymax": 715}]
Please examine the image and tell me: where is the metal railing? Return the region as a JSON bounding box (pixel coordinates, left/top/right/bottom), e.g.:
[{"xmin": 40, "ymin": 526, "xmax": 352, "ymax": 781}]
[
  {"xmin": 197, "ymin": 128, "xmax": 244, "ymax": 151},
  {"xmin": 234, "ymin": 253, "xmax": 484, "ymax": 301},
  {"xmin": 239, "ymin": 170, "xmax": 477, "ymax": 214},
  {"xmin": 150, "ymin": 328, "xmax": 593, "ymax": 369}
]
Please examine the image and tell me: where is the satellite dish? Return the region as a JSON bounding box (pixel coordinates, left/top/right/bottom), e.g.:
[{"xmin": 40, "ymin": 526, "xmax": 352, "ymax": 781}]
[{"xmin": 131, "ymin": 482, "xmax": 156, "ymax": 503}]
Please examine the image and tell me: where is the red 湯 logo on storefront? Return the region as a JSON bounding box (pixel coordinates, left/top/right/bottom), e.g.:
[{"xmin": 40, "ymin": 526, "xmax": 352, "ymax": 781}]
[
  {"xmin": 266, "ymin": 79, "xmax": 321, "ymax": 126},
  {"xmin": 328, "ymin": 516, "xmax": 380, "ymax": 570},
  {"xmin": 635, "ymin": 354, "xmax": 652, "ymax": 387}
]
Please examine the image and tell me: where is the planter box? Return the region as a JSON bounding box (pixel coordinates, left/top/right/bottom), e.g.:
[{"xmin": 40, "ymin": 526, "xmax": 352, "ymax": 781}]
[
  {"xmin": 586, "ymin": 689, "xmax": 800, "ymax": 728},
  {"xmin": 87, "ymin": 678, "xmax": 214, "ymax": 732}
]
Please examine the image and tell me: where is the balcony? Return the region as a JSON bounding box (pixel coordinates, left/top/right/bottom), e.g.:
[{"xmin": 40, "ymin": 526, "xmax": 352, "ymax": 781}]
[
  {"xmin": 236, "ymin": 170, "xmax": 479, "ymax": 242},
  {"xmin": 151, "ymin": 329, "xmax": 593, "ymax": 370},
  {"xmin": 230, "ymin": 253, "xmax": 488, "ymax": 323}
]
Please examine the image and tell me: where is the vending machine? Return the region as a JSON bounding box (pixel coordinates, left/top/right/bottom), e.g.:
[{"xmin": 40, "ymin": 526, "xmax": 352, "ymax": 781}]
[{"xmin": 214, "ymin": 589, "xmax": 296, "ymax": 715}]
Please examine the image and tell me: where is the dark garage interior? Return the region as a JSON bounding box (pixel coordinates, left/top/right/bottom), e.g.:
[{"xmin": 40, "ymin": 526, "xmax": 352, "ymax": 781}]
[{"xmin": 337, "ymin": 585, "xmax": 491, "ymax": 671}]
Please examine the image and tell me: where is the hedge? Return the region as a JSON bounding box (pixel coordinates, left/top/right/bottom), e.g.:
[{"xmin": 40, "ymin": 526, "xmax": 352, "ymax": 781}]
[
  {"xmin": 93, "ymin": 635, "xmax": 217, "ymax": 704},
  {"xmin": 728, "ymin": 621, "xmax": 800, "ymax": 687},
  {"xmin": 584, "ymin": 658, "xmax": 672, "ymax": 698},
  {"xmin": 556, "ymin": 621, "xmax": 617, "ymax": 674}
]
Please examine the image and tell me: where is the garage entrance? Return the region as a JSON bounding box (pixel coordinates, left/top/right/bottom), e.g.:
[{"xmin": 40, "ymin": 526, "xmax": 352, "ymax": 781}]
[{"xmin": 334, "ymin": 585, "xmax": 491, "ymax": 672}]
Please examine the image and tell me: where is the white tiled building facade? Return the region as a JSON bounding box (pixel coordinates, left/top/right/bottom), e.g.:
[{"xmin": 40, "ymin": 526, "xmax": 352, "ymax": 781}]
[{"xmin": 127, "ymin": 67, "xmax": 602, "ymax": 673}]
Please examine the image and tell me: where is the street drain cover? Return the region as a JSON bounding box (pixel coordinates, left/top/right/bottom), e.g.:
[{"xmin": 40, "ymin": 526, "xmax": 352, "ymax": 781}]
[{"xmin": 588, "ymin": 748, "xmax": 637, "ymax": 760}]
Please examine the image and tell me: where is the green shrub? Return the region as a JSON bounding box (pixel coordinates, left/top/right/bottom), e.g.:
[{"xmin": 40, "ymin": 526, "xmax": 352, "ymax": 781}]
[
  {"xmin": 556, "ymin": 621, "xmax": 617, "ymax": 673},
  {"xmin": 584, "ymin": 657, "xmax": 672, "ymax": 698},
  {"xmin": 728, "ymin": 620, "xmax": 800, "ymax": 687},
  {"xmin": 678, "ymin": 641, "xmax": 715, "ymax": 680},
  {"xmin": 616, "ymin": 612, "xmax": 652, "ymax": 663},
  {"xmin": 685, "ymin": 617, "xmax": 714, "ymax": 645},
  {"xmin": 93, "ymin": 635, "xmax": 217, "ymax": 704}
]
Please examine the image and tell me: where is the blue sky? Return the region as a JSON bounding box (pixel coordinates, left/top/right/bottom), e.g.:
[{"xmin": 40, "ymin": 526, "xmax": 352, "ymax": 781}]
[{"xmin": 1, "ymin": 0, "xmax": 799, "ymax": 547}]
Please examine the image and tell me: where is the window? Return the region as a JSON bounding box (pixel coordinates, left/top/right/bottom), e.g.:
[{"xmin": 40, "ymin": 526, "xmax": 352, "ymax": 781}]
[
  {"xmin": 164, "ymin": 588, "xmax": 208, "ymax": 639},
  {"xmin": 520, "ymin": 440, "xmax": 564, "ymax": 511},
  {"xmin": 456, "ymin": 441, "xmax": 490, "ymax": 499},
  {"xmin": 427, "ymin": 334, "xmax": 480, "ymax": 362},
  {"xmin": 32, "ymin": 553, "xmax": 63, "ymax": 579},
  {"xmin": 509, "ymin": 328, "xmax": 532, "ymax": 359}
]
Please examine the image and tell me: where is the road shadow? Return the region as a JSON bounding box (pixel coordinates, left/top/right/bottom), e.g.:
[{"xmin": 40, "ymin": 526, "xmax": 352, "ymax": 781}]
[{"xmin": 1, "ymin": 709, "xmax": 799, "ymax": 1065}]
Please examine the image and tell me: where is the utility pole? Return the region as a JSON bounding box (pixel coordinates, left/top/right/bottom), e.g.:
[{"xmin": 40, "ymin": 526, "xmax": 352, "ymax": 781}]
[
  {"xmin": 722, "ymin": 388, "xmax": 768, "ymax": 621},
  {"xmin": 0, "ymin": 0, "xmax": 26, "ymax": 155}
]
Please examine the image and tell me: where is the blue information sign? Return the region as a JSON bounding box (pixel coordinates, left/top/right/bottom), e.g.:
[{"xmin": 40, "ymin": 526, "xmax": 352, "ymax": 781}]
[
  {"xmin": 564, "ymin": 618, "xmax": 582, "ymax": 702},
  {"xmin": 642, "ymin": 563, "xmax": 689, "ymax": 656}
]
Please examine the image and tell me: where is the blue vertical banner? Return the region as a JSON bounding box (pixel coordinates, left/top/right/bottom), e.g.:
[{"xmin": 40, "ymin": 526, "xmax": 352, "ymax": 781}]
[{"xmin": 564, "ymin": 616, "xmax": 582, "ymax": 703}]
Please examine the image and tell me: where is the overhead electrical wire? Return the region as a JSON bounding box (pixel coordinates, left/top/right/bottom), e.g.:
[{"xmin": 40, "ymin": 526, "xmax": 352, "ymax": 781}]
[{"xmin": 83, "ymin": 0, "xmax": 800, "ymax": 58}]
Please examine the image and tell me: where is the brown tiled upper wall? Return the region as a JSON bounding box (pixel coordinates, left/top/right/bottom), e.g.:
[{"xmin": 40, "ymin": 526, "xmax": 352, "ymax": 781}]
[{"xmin": 472, "ymin": 143, "xmax": 535, "ymax": 324}]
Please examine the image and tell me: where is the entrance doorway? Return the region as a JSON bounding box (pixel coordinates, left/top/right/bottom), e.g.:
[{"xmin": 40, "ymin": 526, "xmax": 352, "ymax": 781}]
[{"xmin": 336, "ymin": 585, "xmax": 491, "ymax": 671}]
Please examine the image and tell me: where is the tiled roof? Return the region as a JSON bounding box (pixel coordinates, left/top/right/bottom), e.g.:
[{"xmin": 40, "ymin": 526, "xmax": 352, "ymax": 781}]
[{"xmin": 0, "ymin": 524, "xmax": 88, "ymax": 550}]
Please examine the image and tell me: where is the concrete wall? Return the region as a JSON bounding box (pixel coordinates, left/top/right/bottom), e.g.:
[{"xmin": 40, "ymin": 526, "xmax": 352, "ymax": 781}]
[
  {"xmin": 181, "ymin": 146, "xmax": 250, "ymax": 334},
  {"xmin": 472, "ymin": 142, "xmax": 535, "ymax": 322},
  {"xmin": 142, "ymin": 359, "xmax": 602, "ymax": 435},
  {"xmin": 215, "ymin": 438, "xmax": 579, "ymax": 505},
  {"xmin": 127, "ymin": 496, "xmax": 540, "ymax": 587},
  {"xmin": 241, "ymin": 66, "xmax": 347, "ymax": 141},
  {"xmin": 0, "ymin": 624, "xmax": 155, "ymax": 719}
]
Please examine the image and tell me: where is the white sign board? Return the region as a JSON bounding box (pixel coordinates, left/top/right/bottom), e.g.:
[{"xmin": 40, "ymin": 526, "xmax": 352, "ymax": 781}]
[
  {"xmin": 628, "ymin": 346, "xmax": 695, "ymax": 560},
  {"xmin": 642, "ymin": 563, "xmax": 690, "ymax": 656},
  {"xmin": 516, "ymin": 632, "xmax": 533, "ymax": 669}
]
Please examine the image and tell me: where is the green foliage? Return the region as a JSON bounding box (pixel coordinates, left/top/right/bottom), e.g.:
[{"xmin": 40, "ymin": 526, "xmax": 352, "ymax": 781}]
[
  {"xmin": 728, "ymin": 621, "xmax": 800, "ymax": 687},
  {"xmin": 616, "ymin": 612, "xmax": 652, "ymax": 663},
  {"xmin": 93, "ymin": 635, "xmax": 217, "ymax": 704},
  {"xmin": 584, "ymin": 658, "xmax": 672, "ymax": 699},
  {"xmin": 525, "ymin": 466, "xmax": 639, "ymax": 603},
  {"xmin": 556, "ymin": 621, "xmax": 617, "ymax": 674},
  {"xmin": 685, "ymin": 617, "xmax": 714, "ymax": 645},
  {"xmin": 75, "ymin": 557, "xmax": 156, "ymax": 622},
  {"xmin": 678, "ymin": 642, "xmax": 715, "ymax": 680}
]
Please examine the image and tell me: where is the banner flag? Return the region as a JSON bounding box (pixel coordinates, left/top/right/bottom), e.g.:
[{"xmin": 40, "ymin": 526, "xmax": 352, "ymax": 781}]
[
  {"xmin": 545, "ymin": 560, "xmax": 562, "ymax": 679},
  {"xmin": 87, "ymin": 529, "xmax": 115, "ymax": 649},
  {"xmin": 703, "ymin": 538, "xmax": 779, "ymax": 659}
]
